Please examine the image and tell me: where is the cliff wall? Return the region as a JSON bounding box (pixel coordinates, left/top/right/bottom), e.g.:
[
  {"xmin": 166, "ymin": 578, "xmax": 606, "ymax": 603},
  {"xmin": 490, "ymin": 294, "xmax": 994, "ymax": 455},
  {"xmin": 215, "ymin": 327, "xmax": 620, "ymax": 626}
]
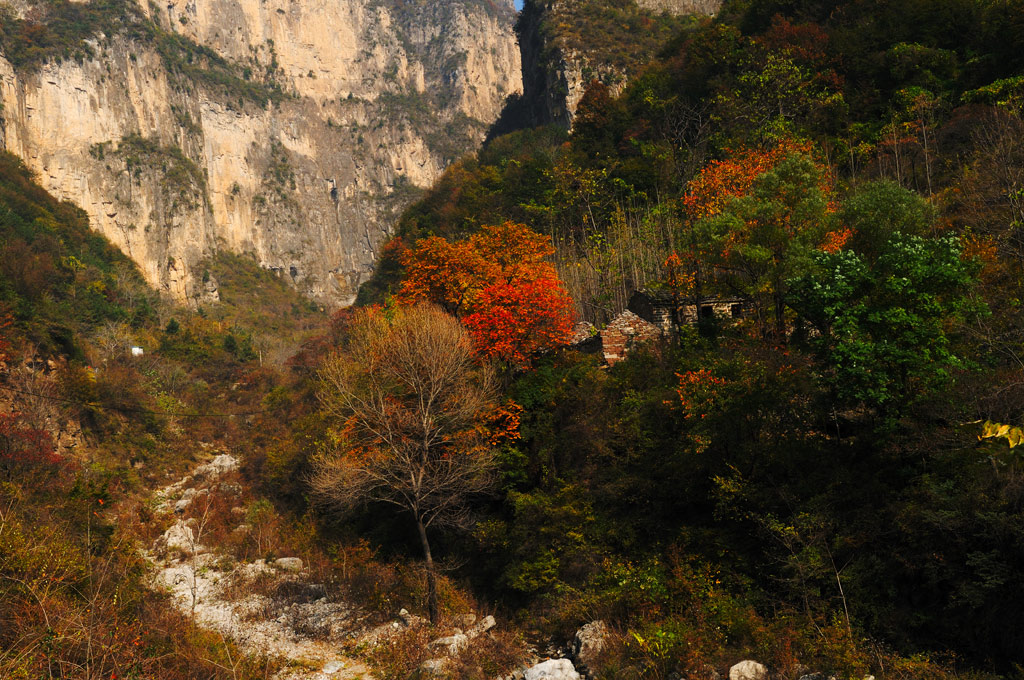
[{"xmin": 0, "ymin": 0, "xmax": 521, "ymax": 304}]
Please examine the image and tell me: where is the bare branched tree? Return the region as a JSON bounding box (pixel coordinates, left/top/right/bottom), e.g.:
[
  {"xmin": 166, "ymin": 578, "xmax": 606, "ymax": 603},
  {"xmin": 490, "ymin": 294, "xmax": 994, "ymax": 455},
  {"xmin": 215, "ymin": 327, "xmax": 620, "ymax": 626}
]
[{"xmin": 311, "ymin": 304, "xmax": 496, "ymax": 622}]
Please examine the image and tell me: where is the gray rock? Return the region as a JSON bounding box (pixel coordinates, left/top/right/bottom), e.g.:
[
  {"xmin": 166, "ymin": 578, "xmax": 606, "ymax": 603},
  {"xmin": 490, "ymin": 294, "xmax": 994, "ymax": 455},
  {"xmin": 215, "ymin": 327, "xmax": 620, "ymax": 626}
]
[
  {"xmin": 174, "ymin": 487, "xmax": 210, "ymax": 513},
  {"xmin": 524, "ymin": 659, "xmax": 581, "ymax": 680},
  {"xmin": 572, "ymin": 620, "xmax": 608, "ymax": 667},
  {"xmin": 729, "ymin": 660, "xmax": 768, "ymax": 680},
  {"xmin": 419, "ymin": 658, "xmax": 452, "ymax": 676},
  {"xmin": 429, "ymin": 632, "xmax": 469, "ymax": 656},
  {"xmin": 198, "ymin": 454, "xmax": 238, "ymax": 477},
  {"xmin": 467, "ymin": 614, "xmax": 496, "ymax": 639},
  {"xmin": 398, "ymin": 608, "xmax": 416, "ymax": 626},
  {"xmin": 274, "ymin": 557, "xmax": 304, "ymax": 572},
  {"xmin": 161, "ymin": 522, "xmax": 196, "ymax": 552},
  {"xmin": 322, "ymin": 660, "xmax": 344, "ymax": 674}
]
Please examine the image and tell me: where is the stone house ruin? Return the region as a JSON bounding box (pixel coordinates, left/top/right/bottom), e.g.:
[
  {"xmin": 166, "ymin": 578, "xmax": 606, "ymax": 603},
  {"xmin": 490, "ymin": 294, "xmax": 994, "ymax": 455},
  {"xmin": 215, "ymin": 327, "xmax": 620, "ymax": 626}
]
[
  {"xmin": 570, "ymin": 289, "xmax": 749, "ymax": 366},
  {"xmin": 627, "ymin": 289, "xmax": 747, "ymax": 332}
]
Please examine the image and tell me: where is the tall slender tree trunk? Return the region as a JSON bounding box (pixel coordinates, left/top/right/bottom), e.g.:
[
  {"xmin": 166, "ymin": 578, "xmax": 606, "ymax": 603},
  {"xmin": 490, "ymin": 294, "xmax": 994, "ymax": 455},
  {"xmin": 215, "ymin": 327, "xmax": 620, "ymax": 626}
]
[
  {"xmin": 416, "ymin": 517, "xmax": 439, "ymax": 623},
  {"xmin": 775, "ymin": 292, "xmax": 786, "ymax": 342}
]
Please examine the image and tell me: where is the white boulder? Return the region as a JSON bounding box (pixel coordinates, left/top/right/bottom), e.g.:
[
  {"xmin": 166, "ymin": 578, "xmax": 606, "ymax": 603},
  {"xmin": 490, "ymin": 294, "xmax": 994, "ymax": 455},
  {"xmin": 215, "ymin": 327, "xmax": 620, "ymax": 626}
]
[
  {"xmin": 729, "ymin": 660, "xmax": 768, "ymax": 680},
  {"xmin": 467, "ymin": 614, "xmax": 496, "ymax": 639},
  {"xmin": 162, "ymin": 521, "xmax": 196, "ymax": 552},
  {"xmin": 524, "ymin": 659, "xmax": 581, "ymax": 680}
]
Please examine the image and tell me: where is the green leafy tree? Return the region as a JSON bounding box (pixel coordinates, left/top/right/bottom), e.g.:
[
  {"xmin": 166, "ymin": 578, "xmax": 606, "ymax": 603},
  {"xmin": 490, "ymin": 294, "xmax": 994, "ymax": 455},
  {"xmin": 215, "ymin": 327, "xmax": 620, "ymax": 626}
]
[
  {"xmin": 694, "ymin": 152, "xmax": 839, "ymax": 339},
  {"xmin": 838, "ymin": 180, "xmax": 935, "ymax": 262},
  {"xmin": 790, "ymin": 231, "xmax": 980, "ymax": 416}
]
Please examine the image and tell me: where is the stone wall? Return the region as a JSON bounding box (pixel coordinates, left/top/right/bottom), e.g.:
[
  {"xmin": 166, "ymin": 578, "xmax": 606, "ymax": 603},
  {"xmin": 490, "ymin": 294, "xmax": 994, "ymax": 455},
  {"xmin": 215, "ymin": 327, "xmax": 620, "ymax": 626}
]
[{"xmin": 598, "ymin": 311, "xmax": 662, "ymax": 366}]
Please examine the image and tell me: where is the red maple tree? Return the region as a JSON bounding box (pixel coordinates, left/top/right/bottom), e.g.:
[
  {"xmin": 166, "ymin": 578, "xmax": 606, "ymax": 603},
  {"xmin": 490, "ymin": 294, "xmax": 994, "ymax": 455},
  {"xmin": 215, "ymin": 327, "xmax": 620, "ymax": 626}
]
[{"xmin": 398, "ymin": 222, "xmax": 576, "ymax": 365}]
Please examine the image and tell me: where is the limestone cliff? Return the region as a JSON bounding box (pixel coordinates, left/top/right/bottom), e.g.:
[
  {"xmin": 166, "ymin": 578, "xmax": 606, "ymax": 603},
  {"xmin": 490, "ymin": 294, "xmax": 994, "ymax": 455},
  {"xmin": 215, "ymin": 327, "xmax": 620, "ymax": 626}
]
[
  {"xmin": 0, "ymin": 0, "xmax": 521, "ymax": 304},
  {"xmin": 517, "ymin": 0, "xmax": 720, "ymax": 128}
]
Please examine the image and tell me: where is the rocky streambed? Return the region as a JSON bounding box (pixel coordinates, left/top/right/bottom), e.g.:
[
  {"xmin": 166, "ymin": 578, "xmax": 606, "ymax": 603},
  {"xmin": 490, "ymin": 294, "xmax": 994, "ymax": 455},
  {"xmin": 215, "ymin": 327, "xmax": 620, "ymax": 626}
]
[
  {"xmin": 146, "ymin": 453, "xmax": 374, "ymax": 679},
  {"xmin": 143, "ymin": 453, "xmax": 605, "ymax": 680}
]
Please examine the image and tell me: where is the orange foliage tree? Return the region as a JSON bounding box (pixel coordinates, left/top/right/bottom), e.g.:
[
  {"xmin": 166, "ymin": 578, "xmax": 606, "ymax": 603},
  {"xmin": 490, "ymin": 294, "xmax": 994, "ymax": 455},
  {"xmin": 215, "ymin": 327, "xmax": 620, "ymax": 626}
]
[
  {"xmin": 398, "ymin": 222, "xmax": 576, "ymax": 365},
  {"xmin": 682, "ymin": 141, "xmax": 814, "ymax": 221}
]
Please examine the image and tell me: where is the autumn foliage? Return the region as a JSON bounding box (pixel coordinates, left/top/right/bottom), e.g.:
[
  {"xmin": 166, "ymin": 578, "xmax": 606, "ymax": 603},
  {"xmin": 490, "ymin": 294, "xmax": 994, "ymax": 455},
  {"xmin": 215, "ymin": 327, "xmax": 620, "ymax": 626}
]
[
  {"xmin": 675, "ymin": 369, "xmax": 727, "ymax": 421},
  {"xmin": 680, "ymin": 142, "xmax": 853, "ymax": 337},
  {"xmin": 398, "ymin": 222, "xmax": 576, "ymax": 365},
  {"xmin": 0, "ymin": 412, "xmax": 61, "ymax": 477},
  {"xmin": 682, "ymin": 141, "xmax": 817, "ymax": 221}
]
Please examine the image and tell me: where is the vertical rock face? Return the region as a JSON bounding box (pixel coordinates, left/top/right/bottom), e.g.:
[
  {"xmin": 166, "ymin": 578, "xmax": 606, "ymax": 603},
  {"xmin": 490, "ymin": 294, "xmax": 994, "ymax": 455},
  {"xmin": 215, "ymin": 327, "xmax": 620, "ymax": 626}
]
[
  {"xmin": 517, "ymin": 0, "xmax": 721, "ymax": 129},
  {"xmin": 0, "ymin": 0, "xmax": 521, "ymax": 304}
]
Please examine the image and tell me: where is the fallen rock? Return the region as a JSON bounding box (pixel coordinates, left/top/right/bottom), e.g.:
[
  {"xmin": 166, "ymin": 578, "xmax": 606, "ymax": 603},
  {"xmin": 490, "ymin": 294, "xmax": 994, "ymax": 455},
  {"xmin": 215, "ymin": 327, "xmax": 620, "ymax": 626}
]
[
  {"xmin": 429, "ymin": 632, "xmax": 469, "ymax": 656},
  {"xmin": 195, "ymin": 454, "xmax": 239, "ymax": 479},
  {"xmin": 321, "ymin": 660, "xmax": 344, "ymax": 675},
  {"xmin": 274, "ymin": 557, "xmax": 303, "ymax": 572},
  {"xmin": 399, "ymin": 607, "xmax": 424, "ymax": 627},
  {"xmin": 524, "ymin": 659, "xmax": 581, "ymax": 680},
  {"xmin": 174, "ymin": 487, "xmax": 210, "ymax": 514},
  {"xmin": 467, "ymin": 614, "xmax": 496, "ymax": 639},
  {"xmin": 572, "ymin": 620, "xmax": 608, "ymax": 667},
  {"xmin": 419, "ymin": 658, "xmax": 453, "ymax": 676},
  {"xmin": 730, "ymin": 660, "xmax": 768, "ymax": 680},
  {"xmin": 237, "ymin": 559, "xmax": 275, "ymax": 579},
  {"xmin": 161, "ymin": 522, "xmax": 197, "ymax": 553}
]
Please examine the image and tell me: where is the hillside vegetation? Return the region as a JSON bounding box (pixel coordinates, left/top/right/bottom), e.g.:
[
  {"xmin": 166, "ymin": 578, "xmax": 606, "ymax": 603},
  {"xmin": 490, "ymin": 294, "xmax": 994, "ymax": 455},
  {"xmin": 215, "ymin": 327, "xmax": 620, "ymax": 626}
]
[
  {"xmin": 346, "ymin": 0, "xmax": 1024, "ymax": 676},
  {"xmin": 0, "ymin": 151, "xmax": 331, "ymax": 677}
]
